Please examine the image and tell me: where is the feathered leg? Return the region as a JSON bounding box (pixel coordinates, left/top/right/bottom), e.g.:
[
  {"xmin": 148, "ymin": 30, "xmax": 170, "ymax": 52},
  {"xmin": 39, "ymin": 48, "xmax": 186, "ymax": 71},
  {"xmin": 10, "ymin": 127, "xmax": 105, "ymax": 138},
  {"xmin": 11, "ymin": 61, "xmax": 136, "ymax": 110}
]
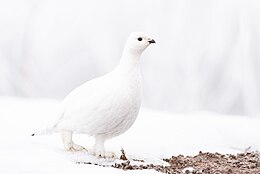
[
  {"xmin": 94, "ymin": 135, "xmax": 115, "ymax": 158},
  {"xmin": 61, "ymin": 130, "xmax": 86, "ymax": 152}
]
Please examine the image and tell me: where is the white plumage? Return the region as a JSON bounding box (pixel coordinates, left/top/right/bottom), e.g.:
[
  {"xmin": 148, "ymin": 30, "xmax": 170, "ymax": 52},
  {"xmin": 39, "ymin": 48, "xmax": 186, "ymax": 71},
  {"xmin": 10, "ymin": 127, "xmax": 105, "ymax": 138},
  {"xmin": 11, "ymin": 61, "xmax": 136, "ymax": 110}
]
[{"xmin": 34, "ymin": 32, "xmax": 155, "ymax": 158}]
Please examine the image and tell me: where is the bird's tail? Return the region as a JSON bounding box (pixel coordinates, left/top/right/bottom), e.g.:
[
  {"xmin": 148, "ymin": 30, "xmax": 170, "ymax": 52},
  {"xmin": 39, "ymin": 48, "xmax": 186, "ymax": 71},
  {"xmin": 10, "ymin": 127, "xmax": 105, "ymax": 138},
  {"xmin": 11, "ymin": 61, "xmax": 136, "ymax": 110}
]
[
  {"xmin": 31, "ymin": 111, "xmax": 63, "ymax": 136},
  {"xmin": 31, "ymin": 125, "xmax": 57, "ymax": 136}
]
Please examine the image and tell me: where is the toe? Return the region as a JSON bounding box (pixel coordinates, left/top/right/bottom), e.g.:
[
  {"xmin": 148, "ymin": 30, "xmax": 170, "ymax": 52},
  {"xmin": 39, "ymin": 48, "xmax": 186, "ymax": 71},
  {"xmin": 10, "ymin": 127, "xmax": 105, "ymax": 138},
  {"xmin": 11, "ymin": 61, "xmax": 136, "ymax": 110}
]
[
  {"xmin": 105, "ymin": 151, "xmax": 116, "ymax": 158},
  {"xmin": 64, "ymin": 143, "xmax": 87, "ymax": 152},
  {"xmin": 95, "ymin": 151, "xmax": 116, "ymax": 158},
  {"xmin": 66, "ymin": 147, "xmax": 75, "ymax": 152},
  {"xmin": 95, "ymin": 151, "xmax": 105, "ymax": 158},
  {"xmin": 72, "ymin": 143, "xmax": 87, "ymax": 151}
]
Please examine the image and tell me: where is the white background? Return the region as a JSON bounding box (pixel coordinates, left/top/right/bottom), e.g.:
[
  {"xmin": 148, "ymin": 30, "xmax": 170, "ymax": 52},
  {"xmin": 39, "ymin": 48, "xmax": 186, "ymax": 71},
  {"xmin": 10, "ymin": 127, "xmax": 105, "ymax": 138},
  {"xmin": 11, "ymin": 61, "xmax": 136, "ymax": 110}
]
[{"xmin": 1, "ymin": 0, "xmax": 260, "ymax": 115}]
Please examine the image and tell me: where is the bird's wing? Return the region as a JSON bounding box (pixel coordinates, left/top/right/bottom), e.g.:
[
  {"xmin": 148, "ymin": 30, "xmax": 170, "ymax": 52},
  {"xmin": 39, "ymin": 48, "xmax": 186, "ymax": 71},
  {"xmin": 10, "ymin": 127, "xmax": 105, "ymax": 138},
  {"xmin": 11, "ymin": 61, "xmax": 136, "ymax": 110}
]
[{"xmin": 56, "ymin": 72, "xmax": 129, "ymax": 135}]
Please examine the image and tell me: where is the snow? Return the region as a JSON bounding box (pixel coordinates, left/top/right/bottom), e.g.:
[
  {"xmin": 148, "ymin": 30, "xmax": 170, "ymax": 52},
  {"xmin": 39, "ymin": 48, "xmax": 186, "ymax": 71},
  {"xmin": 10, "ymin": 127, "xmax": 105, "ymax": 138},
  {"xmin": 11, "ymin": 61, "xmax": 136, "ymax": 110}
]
[
  {"xmin": 0, "ymin": 97, "xmax": 260, "ymax": 173},
  {"xmin": 182, "ymin": 167, "xmax": 194, "ymax": 173}
]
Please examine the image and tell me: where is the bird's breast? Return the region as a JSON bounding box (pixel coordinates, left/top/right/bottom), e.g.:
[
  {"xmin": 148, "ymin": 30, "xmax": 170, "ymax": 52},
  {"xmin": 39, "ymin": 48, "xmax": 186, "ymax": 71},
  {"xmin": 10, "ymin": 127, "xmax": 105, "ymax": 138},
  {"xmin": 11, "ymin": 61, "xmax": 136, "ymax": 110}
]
[{"xmin": 101, "ymin": 72, "xmax": 142, "ymax": 137}]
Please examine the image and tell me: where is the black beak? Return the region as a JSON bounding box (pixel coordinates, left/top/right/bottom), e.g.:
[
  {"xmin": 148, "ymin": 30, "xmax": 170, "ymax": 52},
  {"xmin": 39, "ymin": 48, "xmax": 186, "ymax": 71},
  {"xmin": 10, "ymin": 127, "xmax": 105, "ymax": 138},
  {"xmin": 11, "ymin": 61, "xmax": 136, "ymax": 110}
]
[{"xmin": 148, "ymin": 39, "xmax": 156, "ymax": 44}]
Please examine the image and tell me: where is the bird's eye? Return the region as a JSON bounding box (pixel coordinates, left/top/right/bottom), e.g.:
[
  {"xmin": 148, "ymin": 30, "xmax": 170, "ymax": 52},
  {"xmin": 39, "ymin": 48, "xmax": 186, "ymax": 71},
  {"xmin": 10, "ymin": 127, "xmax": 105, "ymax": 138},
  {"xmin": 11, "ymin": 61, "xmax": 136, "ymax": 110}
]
[{"xmin": 137, "ymin": 37, "xmax": 142, "ymax": 41}]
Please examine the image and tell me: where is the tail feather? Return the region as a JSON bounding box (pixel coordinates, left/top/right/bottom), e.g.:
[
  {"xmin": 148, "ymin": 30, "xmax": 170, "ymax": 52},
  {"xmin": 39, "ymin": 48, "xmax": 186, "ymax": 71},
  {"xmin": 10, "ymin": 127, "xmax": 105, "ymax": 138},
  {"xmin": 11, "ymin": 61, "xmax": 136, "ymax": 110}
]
[
  {"xmin": 32, "ymin": 112, "xmax": 63, "ymax": 136},
  {"xmin": 31, "ymin": 126, "xmax": 56, "ymax": 136}
]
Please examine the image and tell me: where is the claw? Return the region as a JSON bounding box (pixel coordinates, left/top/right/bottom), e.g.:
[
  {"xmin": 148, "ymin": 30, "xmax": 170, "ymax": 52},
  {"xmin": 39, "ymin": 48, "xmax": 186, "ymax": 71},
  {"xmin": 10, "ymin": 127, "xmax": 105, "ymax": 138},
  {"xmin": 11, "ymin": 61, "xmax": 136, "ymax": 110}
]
[
  {"xmin": 65, "ymin": 143, "xmax": 87, "ymax": 152},
  {"xmin": 95, "ymin": 151, "xmax": 115, "ymax": 158}
]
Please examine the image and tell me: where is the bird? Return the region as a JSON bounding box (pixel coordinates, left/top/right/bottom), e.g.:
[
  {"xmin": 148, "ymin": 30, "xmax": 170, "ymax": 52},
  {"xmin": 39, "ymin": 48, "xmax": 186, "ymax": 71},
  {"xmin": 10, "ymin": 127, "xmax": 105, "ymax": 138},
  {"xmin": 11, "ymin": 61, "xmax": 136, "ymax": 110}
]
[{"xmin": 32, "ymin": 32, "xmax": 155, "ymax": 158}]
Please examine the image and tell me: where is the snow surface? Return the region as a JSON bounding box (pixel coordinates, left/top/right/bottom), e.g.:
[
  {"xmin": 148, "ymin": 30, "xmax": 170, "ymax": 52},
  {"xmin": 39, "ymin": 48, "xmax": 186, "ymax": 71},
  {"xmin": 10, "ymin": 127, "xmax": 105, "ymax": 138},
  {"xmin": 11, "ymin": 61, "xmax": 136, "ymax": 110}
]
[{"xmin": 0, "ymin": 97, "xmax": 260, "ymax": 173}]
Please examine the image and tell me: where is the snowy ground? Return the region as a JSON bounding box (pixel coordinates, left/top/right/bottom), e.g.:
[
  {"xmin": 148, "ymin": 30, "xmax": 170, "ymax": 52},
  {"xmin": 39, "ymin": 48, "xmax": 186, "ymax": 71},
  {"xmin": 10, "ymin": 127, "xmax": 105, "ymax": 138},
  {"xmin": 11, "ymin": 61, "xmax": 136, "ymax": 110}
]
[{"xmin": 0, "ymin": 97, "xmax": 260, "ymax": 174}]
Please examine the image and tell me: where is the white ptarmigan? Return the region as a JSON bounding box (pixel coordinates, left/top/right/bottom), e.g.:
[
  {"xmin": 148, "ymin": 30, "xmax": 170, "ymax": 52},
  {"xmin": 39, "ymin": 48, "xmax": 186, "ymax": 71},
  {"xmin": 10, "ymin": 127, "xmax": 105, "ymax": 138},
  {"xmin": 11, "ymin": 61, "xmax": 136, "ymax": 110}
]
[{"xmin": 33, "ymin": 32, "xmax": 155, "ymax": 158}]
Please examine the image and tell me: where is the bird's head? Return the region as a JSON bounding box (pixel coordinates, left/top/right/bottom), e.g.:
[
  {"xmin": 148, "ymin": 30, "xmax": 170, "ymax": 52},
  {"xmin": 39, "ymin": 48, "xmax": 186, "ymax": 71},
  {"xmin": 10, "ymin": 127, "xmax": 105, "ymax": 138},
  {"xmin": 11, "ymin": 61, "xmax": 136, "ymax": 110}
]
[{"xmin": 124, "ymin": 32, "xmax": 156, "ymax": 54}]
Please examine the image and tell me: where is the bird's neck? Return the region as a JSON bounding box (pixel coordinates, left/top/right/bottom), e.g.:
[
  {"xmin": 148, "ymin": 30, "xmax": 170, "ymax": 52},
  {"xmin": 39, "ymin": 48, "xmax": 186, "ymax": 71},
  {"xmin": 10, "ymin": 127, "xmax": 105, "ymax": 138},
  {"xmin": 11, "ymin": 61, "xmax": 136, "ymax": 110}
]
[{"xmin": 116, "ymin": 48, "xmax": 142, "ymax": 74}]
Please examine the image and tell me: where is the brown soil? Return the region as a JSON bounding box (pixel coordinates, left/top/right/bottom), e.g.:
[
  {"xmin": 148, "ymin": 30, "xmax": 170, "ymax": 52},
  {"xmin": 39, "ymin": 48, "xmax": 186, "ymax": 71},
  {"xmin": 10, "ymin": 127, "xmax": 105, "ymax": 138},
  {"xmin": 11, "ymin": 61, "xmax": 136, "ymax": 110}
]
[{"xmin": 114, "ymin": 151, "xmax": 260, "ymax": 174}]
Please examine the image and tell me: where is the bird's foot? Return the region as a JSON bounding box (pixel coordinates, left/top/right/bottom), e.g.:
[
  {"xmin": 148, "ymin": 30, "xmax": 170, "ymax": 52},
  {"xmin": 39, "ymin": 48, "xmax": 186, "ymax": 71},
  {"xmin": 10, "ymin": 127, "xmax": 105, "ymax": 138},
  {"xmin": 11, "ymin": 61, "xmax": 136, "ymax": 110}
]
[
  {"xmin": 65, "ymin": 143, "xmax": 87, "ymax": 152},
  {"xmin": 94, "ymin": 150, "xmax": 116, "ymax": 158},
  {"xmin": 96, "ymin": 151, "xmax": 115, "ymax": 158}
]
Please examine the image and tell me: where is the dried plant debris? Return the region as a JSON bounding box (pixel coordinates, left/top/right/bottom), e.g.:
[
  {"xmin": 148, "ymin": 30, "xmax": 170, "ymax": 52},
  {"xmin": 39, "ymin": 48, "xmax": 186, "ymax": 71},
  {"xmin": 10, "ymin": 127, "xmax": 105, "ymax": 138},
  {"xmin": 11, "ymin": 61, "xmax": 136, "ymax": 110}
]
[
  {"xmin": 120, "ymin": 148, "xmax": 128, "ymax": 161},
  {"xmin": 75, "ymin": 150, "xmax": 260, "ymax": 174},
  {"xmin": 112, "ymin": 151, "xmax": 260, "ymax": 174}
]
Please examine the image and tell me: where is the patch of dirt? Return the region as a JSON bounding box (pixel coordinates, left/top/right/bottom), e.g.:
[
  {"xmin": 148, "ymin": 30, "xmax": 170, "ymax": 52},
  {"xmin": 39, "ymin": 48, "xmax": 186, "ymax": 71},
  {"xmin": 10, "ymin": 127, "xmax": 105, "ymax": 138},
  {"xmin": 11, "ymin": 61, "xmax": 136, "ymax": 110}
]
[{"xmin": 113, "ymin": 151, "xmax": 260, "ymax": 174}]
